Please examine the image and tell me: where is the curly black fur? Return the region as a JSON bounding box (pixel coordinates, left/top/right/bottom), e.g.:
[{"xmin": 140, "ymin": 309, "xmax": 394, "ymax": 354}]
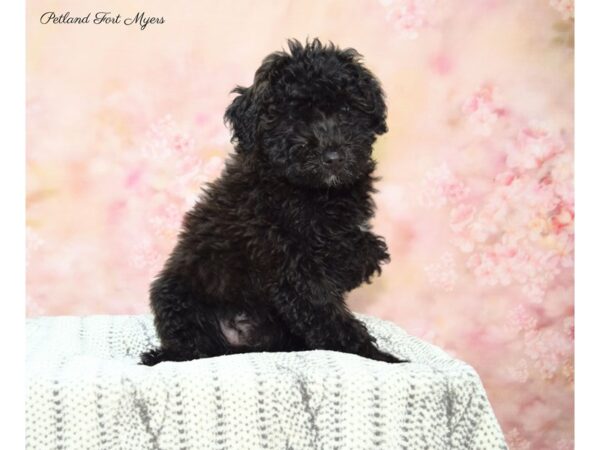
[{"xmin": 140, "ymin": 39, "xmax": 404, "ymax": 366}]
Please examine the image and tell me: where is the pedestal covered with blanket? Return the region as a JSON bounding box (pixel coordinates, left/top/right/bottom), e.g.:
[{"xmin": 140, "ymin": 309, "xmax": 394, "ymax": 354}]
[{"xmin": 26, "ymin": 314, "xmax": 507, "ymax": 449}]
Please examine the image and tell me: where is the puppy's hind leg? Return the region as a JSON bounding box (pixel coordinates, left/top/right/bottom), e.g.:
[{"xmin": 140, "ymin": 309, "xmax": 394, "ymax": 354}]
[
  {"xmin": 140, "ymin": 270, "xmax": 225, "ymax": 366},
  {"xmin": 272, "ymin": 277, "xmax": 405, "ymax": 363}
]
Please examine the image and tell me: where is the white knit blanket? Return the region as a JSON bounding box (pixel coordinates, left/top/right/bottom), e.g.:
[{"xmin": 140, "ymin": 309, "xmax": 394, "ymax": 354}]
[{"xmin": 26, "ymin": 314, "xmax": 506, "ymax": 449}]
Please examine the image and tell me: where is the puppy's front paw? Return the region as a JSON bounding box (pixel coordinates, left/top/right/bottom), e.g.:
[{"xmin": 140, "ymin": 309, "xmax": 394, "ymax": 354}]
[{"xmin": 358, "ymin": 232, "xmax": 390, "ymax": 282}]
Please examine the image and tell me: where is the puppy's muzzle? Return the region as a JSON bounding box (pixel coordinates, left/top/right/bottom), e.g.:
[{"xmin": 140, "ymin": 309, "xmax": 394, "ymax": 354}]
[{"xmin": 323, "ymin": 149, "xmax": 343, "ymax": 167}]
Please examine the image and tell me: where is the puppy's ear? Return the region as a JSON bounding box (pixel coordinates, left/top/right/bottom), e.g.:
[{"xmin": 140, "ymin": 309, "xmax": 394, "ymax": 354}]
[
  {"xmin": 224, "ymin": 50, "xmax": 288, "ymax": 153},
  {"xmin": 360, "ymin": 76, "xmax": 388, "ymax": 136},
  {"xmin": 224, "ymin": 86, "xmax": 258, "ymax": 153},
  {"xmin": 370, "ymin": 83, "xmax": 388, "ymax": 135}
]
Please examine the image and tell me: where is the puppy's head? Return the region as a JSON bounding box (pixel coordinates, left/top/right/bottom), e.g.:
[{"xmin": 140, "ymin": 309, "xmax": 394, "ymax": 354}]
[{"xmin": 224, "ymin": 38, "xmax": 387, "ymax": 188}]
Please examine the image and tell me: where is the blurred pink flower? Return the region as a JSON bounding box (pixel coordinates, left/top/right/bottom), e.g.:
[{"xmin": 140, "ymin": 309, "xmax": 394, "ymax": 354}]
[
  {"xmin": 420, "ymin": 163, "xmax": 469, "ymax": 208},
  {"xmin": 424, "ymin": 252, "xmax": 457, "ymax": 291},
  {"xmin": 125, "ymin": 167, "xmax": 144, "ymax": 188},
  {"xmin": 506, "ymin": 124, "xmax": 564, "ymax": 170},
  {"xmin": 562, "ymin": 361, "xmax": 574, "ymax": 384},
  {"xmin": 506, "ymin": 428, "xmax": 531, "ymax": 450},
  {"xmin": 429, "ymin": 52, "xmax": 453, "ymax": 76},
  {"xmin": 521, "ymin": 283, "xmax": 545, "ymax": 303},
  {"xmin": 552, "ymin": 153, "xmax": 574, "ymax": 206},
  {"xmin": 450, "ymin": 235, "xmax": 474, "ymax": 253},
  {"xmin": 381, "ymin": 0, "xmax": 436, "ymax": 39},
  {"xmin": 462, "ymin": 85, "xmax": 506, "ymax": 136},
  {"xmin": 494, "ymin": 170, "xmax": 515, "ymax": 186},
  {"xmin": 466, "ymin": 251, "xmax": 503, "ymax": 286},
  {"xmin": 551, "ymin": 204, "xmax": 574, "ymax": 233},
  {"xmin": 467, "ymin": 220, "xmax": 494, "ymax": 243},
  {"xmin": 507, "ymin": 304, "xmax": 538, "ymax": 332},
  {"xmin": 505, "ymin": 358, "xmax": 529, "ymax": 383},
  {"xmin": 524, "ymin": 328, "xmax": 572, "ymax": 379},
  {"xmin": 449, "ymin": 204, "xmax": 475, "ymax": 232},
  {"xmin": 550, "ymin": 0, "xmax": 574, "ymax": 20},
  {"xmin": 563, "ymin": 316, "xmax": 574, "ymax": 340}
]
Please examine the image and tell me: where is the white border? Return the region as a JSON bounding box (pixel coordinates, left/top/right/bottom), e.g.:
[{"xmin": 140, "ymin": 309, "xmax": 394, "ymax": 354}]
[
  {"xmin": 575, "ymin": 1, "xmax": 600, "ymax": 447},
  {"xmin": 0, "ymin": 0, "xmax": 25, "ymax": 447},
  {"xmin": 4, "ymin": 1, "xmax": 592, "ymax": 448}
]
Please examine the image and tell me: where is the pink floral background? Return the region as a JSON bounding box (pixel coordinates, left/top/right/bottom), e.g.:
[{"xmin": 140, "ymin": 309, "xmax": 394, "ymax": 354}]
[{"xmin": 27, "ymin": 0, "xmax": 573, "ymax": 448}]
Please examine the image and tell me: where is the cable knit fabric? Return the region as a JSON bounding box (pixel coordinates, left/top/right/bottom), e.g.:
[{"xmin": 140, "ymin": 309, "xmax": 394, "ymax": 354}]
[{"xmin": 26, "ymin": 314, "xmax": 507, "ymax": 449}]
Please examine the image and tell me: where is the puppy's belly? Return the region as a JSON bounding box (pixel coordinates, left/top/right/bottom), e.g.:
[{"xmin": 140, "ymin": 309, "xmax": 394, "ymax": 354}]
[{"xmin": 219, "ymin": 314, "xmax": 254, "ymax": 346}]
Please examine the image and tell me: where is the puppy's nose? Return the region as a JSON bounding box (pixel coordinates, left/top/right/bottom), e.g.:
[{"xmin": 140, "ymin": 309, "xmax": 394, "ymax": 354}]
[{"xmin": 323, "ymin": 150, "xmax": 342, "ymax": 165}]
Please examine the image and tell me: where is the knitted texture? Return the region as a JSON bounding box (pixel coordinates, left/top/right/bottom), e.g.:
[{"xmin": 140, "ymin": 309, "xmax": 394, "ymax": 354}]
[{"xmin": 26, "ymin": 314, "xmax": 507, "ymax": 449}]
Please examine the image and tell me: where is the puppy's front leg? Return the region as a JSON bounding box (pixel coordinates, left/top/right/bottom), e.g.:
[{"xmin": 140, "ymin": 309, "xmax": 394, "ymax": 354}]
[
  {"xmin": 273, "ymin": 281, "xmax": 402, "ymax": 363},
  {"xmin": 358, "ymin": 229, "xmax": 390, "ymax": 284},
  {"xmin": 337, "ymin": 230, "xmax": 390, "ymax": 293}
]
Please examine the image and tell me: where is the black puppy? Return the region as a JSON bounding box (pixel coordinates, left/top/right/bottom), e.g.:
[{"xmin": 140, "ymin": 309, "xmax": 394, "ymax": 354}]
[{"xmin": 141, "ymin": 39, "xmax": 402, "ymax": 366}]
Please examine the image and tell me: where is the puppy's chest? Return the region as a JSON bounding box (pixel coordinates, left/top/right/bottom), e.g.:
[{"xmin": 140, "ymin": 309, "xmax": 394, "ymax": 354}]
[
  {"xmin": 279, "ymin": 198, "xmax": 366, "ymax": 236},
  {"xmin": 279, "ymin": 203, "xmax": 370, "ymax": 260}
]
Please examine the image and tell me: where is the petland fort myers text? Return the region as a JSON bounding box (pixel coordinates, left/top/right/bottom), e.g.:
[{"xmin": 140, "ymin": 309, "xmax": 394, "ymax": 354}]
[{"xmin": 40, "ymin": 12, "xmax": 164, "ymax": 30}]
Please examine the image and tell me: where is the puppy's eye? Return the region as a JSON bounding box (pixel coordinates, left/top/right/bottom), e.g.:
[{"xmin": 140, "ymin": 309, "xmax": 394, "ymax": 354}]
[{"xmin": 341, "ymin": 105, "xmax": 351, "ymax": 113}]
